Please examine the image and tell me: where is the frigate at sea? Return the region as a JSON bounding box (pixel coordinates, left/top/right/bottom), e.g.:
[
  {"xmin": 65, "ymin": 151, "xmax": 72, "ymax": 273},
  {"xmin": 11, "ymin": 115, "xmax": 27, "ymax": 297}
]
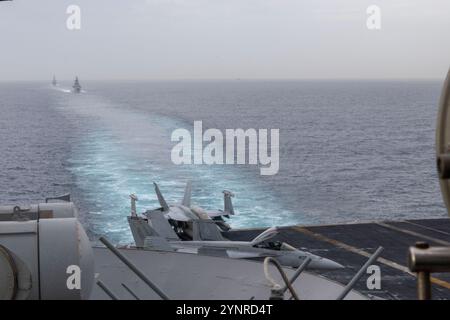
[
  {"xmin": 52, "ymin": 75, "xmax": 57, "ymax": 86},
  {"xmin": 72, "ymin": 76, "xmax": 81, "ymax": 93},
  {"xmin": 1, "ymin": 69, "xmax": 450, "ymax": 300}
]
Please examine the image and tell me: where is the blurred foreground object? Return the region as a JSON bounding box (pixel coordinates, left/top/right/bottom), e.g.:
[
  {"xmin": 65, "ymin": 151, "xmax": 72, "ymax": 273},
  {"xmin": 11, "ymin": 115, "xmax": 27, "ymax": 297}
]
[
  {"xmin": 409, "ymin": 68, "xmax": 450, "ymax": 300},
  {"xmin": 0, "ymin": 200, "xmax": 94, "ymax": 300}
]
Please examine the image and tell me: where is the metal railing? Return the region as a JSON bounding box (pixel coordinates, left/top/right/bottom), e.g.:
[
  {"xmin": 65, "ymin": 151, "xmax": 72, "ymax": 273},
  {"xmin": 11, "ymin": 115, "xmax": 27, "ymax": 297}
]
[
  {"xmin": 97, "ymin": 236, "xmax": 170, "ymax": 300},
  {"xmin": 408, "ymin": 241, "xmax": 450, "ymax": 300},
  {"xmin": 336, "ymin": 246, "xmax": 384, "ymax": 300}
]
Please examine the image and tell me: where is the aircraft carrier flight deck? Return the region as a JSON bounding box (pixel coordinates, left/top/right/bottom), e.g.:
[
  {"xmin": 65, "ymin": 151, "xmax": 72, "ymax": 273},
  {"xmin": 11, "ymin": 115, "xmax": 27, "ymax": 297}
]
[{"xmin": 225, "ymin": 218, "xmax": 450, "ymax": 300}]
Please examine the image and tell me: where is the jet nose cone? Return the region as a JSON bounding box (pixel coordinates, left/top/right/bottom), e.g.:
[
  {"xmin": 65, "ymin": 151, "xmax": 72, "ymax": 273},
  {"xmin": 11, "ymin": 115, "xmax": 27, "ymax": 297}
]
[{"xmin": 308, "ymin": 257, "xmax": 345, "ymax": 270}]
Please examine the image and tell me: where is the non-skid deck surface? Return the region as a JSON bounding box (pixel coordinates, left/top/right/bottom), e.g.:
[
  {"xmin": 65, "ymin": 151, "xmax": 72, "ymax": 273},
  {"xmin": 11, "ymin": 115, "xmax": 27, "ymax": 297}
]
[{"xmin": 224, "ymin": 218, "xmax": 450, "ymax": 300}]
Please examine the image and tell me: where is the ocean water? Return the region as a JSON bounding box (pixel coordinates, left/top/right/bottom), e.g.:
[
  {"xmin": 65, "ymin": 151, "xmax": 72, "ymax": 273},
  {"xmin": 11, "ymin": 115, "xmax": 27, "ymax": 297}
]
[{"xmin": 0, "ymin": 80, "xmax": 447, "ymax": 243}]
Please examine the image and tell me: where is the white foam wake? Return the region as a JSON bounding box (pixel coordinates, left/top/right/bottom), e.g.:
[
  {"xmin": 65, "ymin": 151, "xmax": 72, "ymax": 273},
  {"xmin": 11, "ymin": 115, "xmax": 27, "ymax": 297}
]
[{"xmin": 52, "ymin": 90, "xmax": 299, "ymax": 243}]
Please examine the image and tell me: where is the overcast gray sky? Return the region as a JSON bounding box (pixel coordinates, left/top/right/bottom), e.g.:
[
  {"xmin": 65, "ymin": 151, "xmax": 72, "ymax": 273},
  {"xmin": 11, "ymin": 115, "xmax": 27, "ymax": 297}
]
[{"xmin": 1, "ymin": 0, "xmax": 449, "ymax": 80}]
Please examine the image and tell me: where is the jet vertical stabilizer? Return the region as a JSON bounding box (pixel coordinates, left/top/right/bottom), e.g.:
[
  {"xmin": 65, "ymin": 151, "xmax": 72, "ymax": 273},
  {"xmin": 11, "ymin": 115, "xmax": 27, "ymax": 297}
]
[
  {"xmin": 223, "ymin": 190, "xmax": 235, "ymax": 215},
  {"xmin": 182, "ymin": 181, "xmax": 192, "ymax": 207},
  {"xmin": 153, "ymin": 182, "xmax": 170, "ymax": 211}
]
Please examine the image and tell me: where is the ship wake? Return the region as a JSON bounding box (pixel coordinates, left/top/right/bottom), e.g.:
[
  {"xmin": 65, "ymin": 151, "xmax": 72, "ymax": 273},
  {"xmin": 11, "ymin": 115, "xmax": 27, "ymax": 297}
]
[{"xmin": 52, "ymin": 91, "xmax": 299, "ymax": 243}]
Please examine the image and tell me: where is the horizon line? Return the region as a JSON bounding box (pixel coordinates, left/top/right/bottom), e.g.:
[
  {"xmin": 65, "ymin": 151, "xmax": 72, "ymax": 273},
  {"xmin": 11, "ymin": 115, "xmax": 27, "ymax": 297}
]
[{"xmin": 0, "ymin": 77, "xmax": 444, "ymax": 83}]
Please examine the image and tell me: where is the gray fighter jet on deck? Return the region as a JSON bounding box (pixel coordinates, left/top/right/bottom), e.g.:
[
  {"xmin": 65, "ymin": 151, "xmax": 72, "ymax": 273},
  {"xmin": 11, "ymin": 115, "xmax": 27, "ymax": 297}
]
[
  {"xmin": 150, "ymin": 182, "xmax": 234, "ymax": 239},
  {"xmin": 128, "ymin": 185, "xmax": 344, "ymax": 270}
]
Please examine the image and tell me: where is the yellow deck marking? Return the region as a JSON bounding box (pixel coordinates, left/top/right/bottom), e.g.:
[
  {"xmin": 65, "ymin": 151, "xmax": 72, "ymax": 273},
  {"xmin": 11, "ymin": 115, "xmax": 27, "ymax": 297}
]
[
  {"xmin": 293, "ymin": 226, "xmax": 450, "ymax": 291},
  {"xmin": 430, "ymin": 276, "xmax": 450, "ymax": 290}
]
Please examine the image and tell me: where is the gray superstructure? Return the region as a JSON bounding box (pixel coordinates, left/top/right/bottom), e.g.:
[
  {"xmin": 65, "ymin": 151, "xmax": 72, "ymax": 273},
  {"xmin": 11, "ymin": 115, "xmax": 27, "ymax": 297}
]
[{"xmin": 72, "ymin": 76, "xmax": 81, "ymax": 93}]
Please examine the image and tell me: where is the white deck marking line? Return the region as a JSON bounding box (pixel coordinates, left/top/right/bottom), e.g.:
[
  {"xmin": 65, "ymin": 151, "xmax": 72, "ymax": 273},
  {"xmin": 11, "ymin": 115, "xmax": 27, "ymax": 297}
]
[
  {"xmin": 404, "ymin": 220, "xmax": 450, "ymax": 237},
  {"xmin": 294, "ymin": 226, "xmax": 411, "ymax": 273},
  {"xmin": 376, "ymin": 222, "xmax": 450, "ymax": 246},
  {"xmin": 293, "ymin": 226, "xmax": 450, "ymax": 291}
]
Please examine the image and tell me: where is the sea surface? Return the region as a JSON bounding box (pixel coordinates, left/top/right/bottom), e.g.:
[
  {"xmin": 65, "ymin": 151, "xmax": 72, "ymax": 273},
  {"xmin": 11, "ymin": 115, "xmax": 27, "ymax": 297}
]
[{"xmin": 0, "ymin": 80, "xmax": 447, "ymax": 243}]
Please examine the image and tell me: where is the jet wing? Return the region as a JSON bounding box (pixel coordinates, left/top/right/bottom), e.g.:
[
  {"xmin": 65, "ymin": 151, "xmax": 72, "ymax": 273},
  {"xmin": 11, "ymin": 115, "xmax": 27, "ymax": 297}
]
[
  {"xmin": 143, "ymin": 236, "xmax": 174, "ymax": 251},
  {"xmin": 127, "ymin": 216, "xmax": 160, "ymax": 247},
  {"xmin": 204, "ymin": 210, "xmax": 227, "ymax": 218},
  {"xmin": 145, "ymin": 210, "xmax": 179, "ymax": 241},
  {"xmin": 192, "ymin": 220, "xmax": 225, "ymax": 241},
  {"xmin": 164, "ymin": 206, "xmax": 197, "ymax": 222},
  {"xmin": 226, "ymin": 250, "xmax": 278, "ymax": 259},
  {"xmin": 197, "ymin": 247, "xmax": 229, "ymax": 258}
]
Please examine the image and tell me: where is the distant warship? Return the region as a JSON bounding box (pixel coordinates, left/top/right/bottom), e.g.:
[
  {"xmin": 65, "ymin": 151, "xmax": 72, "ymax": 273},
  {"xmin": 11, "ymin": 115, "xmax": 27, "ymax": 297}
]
[
  {"xmin": 52, "ymin": 75, "xmax": 57, "ymax": 86},
  {"xmin": 72, "ymin": 76, "xmax": 82, "ymax": 93}
]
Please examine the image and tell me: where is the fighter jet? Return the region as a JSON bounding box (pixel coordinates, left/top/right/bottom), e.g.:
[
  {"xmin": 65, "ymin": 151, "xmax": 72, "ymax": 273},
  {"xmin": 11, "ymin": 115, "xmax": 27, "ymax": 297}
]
[
  {"xmin": 128, "ymin": 191, "xmax": 344, "ymax": 270},
  {"xmin": 148, "ymin": 182, "xmax": 234, "ymax": 239}
]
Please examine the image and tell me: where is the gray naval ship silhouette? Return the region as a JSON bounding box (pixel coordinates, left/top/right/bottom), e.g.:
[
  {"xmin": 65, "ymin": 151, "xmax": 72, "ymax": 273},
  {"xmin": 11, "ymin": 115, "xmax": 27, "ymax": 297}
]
[
  {"xmin": 51, "ymin": 76, "xmax": 81, "ymax": 93},
  {"xmin": 2, "ymin": 69, "xmax": 450, "ymax": 300},
  {"xmin": 72, "ymin": 76, "xmax": 81, "ymax": 93}
]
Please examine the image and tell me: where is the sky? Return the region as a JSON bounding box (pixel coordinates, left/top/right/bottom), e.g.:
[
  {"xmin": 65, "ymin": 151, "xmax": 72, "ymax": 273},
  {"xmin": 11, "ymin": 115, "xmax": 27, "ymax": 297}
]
[{"xmin": 0, "ymin": 0, "xmax": 449, "ymax": 80}]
